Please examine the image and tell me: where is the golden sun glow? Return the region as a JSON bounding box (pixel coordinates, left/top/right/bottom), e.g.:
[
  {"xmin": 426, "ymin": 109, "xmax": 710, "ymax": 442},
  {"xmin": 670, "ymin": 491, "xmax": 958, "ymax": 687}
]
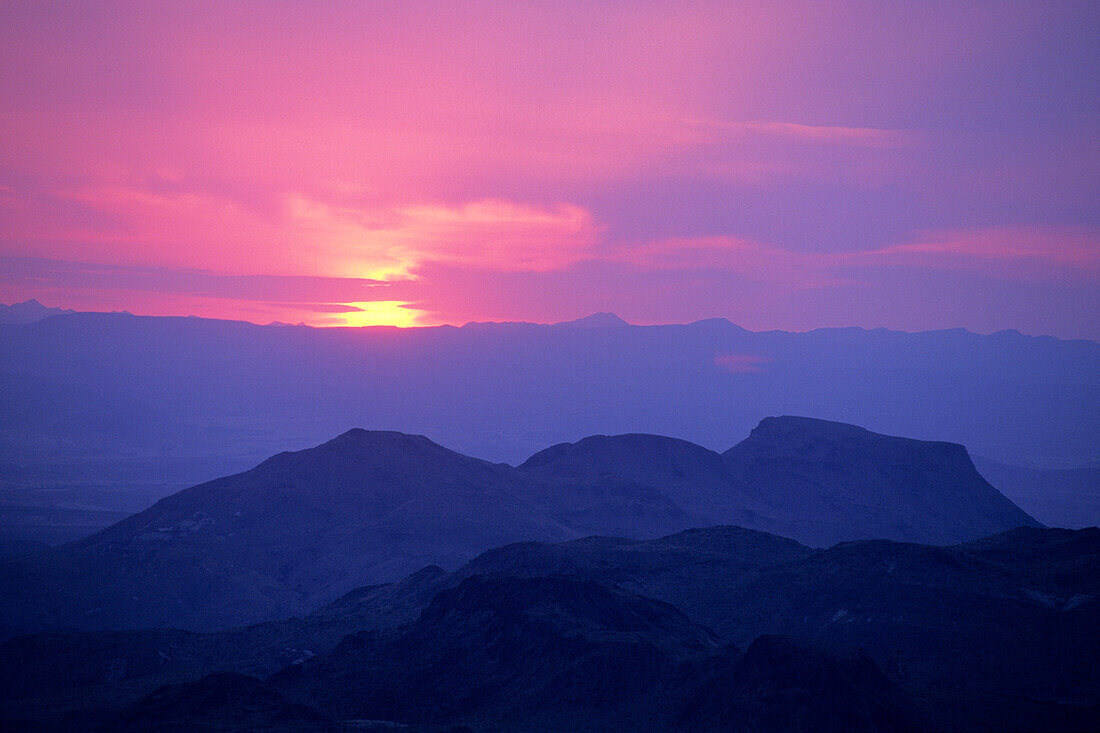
[{"xmin": 338, "ymin": 301, "xmax": 424, "ymax": 328}]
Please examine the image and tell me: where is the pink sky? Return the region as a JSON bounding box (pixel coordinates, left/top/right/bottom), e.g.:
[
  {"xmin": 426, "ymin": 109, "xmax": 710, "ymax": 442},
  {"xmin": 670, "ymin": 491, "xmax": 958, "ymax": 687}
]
[{"xmin": 1, "ymin": 1, "xmax": 1097, "ymax": 337}]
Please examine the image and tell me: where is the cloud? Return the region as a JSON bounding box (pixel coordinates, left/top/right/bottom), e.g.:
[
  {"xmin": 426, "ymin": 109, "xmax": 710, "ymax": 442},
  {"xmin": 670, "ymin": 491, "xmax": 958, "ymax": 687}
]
[
  {"xmin": 286, "ymin": 197, "xmax": 601, "ymax": 279},
  {"xmin": 610, "ymin": 226, "xmax": 1100, "ymax": 292},
  {"xmin": 0, "ymin": 257, "xmax": 402, "ymax": 304},
  {"xmin": 686, "ymin": 118, "xmax": 912, "ymax": 148},
  {"xmin": 0, "ymin": 184, "xmax": 602, "ymax": 283},
  {"xmin": 853, "ymin": 226, "xmax": 1100, "ymax": 281}
]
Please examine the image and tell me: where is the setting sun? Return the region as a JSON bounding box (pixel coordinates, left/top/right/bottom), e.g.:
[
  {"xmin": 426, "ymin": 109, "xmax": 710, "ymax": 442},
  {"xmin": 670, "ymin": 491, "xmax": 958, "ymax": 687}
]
[{"xmin": 338, "ymin": 301, "xmax": 424, "ymax": 328}]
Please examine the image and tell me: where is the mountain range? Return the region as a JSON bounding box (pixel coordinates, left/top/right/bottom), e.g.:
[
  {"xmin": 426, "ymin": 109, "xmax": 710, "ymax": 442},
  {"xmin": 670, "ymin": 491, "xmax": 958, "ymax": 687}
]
[
  {"xmin": 1, "ymin": 524, "xmax": 1095, "ymax": 731},
  {"xmin": 1, "ymin": 308, "xmax": 1096, "ymax": 481},
  {"xmin": 0, "ymin": 417, "xmax": 1039, "ymax": 636}
]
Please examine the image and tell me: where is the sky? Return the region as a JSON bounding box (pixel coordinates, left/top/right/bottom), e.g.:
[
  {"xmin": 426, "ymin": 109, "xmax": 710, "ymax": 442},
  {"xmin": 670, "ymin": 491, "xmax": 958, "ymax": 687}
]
[{"xmin": 0, "ymin": 1, "xmax": 1097, "ymax": 337}]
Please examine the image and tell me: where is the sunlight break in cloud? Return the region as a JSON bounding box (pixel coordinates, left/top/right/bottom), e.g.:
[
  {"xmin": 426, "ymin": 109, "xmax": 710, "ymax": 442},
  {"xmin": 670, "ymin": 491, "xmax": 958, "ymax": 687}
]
[{"xmin": 286, "ymin": 197, "xmax": 601, "ymax": 281}]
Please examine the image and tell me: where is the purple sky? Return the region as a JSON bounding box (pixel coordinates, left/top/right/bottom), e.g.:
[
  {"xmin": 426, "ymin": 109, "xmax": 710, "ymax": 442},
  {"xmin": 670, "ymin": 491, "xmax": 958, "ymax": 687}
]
[{"xmin": 0, "ymin": 1, "xmax": 1097, "ymax": 337}]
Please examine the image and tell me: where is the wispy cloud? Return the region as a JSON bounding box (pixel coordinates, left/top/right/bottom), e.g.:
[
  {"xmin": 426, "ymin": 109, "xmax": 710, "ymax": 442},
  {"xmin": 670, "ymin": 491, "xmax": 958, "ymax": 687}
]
[
  {"xmin": 684, "ymin": 118, "xmax": 912, "ymax": 148},
  {"xmin": 851, "ymin": 226, "xmax": 1100, "ymax": 281}
]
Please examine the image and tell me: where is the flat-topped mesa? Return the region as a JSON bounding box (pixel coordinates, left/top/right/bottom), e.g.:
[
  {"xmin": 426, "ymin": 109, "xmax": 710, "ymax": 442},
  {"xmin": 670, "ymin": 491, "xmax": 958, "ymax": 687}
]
[
  {"xmin": 722, "ymin": 415, "xmax": 1041, "ymax": 546},
  {"xmin": 724, "ymin": 415, "xmax": 983, "ymax": 480}
]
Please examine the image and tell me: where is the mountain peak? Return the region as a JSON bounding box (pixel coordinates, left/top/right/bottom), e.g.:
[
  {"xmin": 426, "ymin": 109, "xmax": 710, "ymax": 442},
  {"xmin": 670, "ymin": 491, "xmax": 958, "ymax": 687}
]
[
  {"xmin": 0, "ymin": 299, "xmax": 76, "ymax": 324},
  {"xmin": 555, "ymin": 312, "xmax": 630, "ymax": 328},
  {"xmin": 737, "ymin": 416, "xmax": 976, "ymax": 462},
  {"xmin": 256, "ymin": 429, "xmax": 447, "ymax": 466},
  {"xmin": 268, "ymin": 428, "xmax": 481, "ymax": 472},
  {"xmin": 518, "ymin": 432, "xmax": 722, "ymax": 474}
]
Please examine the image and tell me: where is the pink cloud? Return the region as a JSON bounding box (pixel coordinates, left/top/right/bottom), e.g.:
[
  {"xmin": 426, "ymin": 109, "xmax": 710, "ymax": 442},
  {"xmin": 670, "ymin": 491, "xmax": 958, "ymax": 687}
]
[
  {"xmin": 287, "ymin": 197, "xmax": 601, "ymax": 279},
  {"xmin": 856, "ymin": 226, "xmax": 1100, "ymax": 281},
  {"xmin": 0, "ymin": 185, "xmax": 601, "ymax": 282}
]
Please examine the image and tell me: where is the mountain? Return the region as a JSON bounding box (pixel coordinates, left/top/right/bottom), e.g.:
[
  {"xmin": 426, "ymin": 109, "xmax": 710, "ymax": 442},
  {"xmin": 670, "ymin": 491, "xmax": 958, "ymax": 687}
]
[
  {"xmin": 678, "ymin": 635, "xmax": 923, "ymax": 733},
  {"xmin": 0, "ymin": 419, "xmax": 1040, "ymax": 637},
  {"xmin": 101, "ymin": 672, "xmax": 339, "ymax": 732},
  {"xmin": 306, "ymin": 525, "xmax": 1099, "ymax": 731},
  {"xmin": 455, "ymin": 526, "xmax": 814, "ymax": 624},
  {"xmin": 0, "ymin": 527, "xmax": 812, "ymax": 720},
  {"xmin": 520, "ymin": 418, "xmax": 1040, "ymax": 546},
  {"xmin": 272, "ymin": 575, "xmax": 920, "ymax": 732},
  {"xmin": 0, "ymin": 430, "xmax": 577, "ymax": 635},
  {"xmin": 1, "ymin": 526, "xmax": 1095, "ymax": 731},
  {"xmin": 0, "ymin": 299, "xmax": 75, "ymax": 324},
  {"xmin": 1, "ymin": 311, "xmax": 1096, "ymax": 530},
  {"xmin": 280, "ymin": 526, "xmax": 1100, "ymax": 731},
  {"xmin": 518, "ymin": 433, "xmax": 766, "ymax": 537},
  {"xmin": 972, "ymin": 455, "xmax": 1100, "ymax": 529},
  {"xmin": 714, "ymin": 527, "xmax": 1100, "ymax": 731},
  {"xmin": 722, "ymin": 416, "xmax": 1041, "ymax": 545}
]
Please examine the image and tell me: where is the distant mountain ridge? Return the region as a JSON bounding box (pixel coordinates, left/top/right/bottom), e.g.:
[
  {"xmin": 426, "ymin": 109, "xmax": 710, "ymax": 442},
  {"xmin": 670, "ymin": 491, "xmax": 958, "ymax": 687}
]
[
  {"xmin": 0, "ymin": 417, "xmax": 1039, "ymax": 636},
  {"xmin": 1, "ymin": 307, "xmax": 1096, "ymax": 481},
  {"xmin": 0, "ymin": 299, "xmax": 75, "ymax": 323}
]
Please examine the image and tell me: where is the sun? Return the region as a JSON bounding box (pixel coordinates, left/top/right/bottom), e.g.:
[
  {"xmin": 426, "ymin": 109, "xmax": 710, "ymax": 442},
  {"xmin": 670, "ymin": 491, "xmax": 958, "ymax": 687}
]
[{"xmin": 339, "ymin": 301, "xmax": 423, "ymax": 328}]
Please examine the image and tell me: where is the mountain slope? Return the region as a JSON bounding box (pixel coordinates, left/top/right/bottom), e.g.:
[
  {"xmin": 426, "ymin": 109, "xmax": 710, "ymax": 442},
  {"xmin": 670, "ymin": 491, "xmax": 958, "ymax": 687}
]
[{"xmin": 973, "ymin": 455, "xmax": 1100, "ymax": 529}]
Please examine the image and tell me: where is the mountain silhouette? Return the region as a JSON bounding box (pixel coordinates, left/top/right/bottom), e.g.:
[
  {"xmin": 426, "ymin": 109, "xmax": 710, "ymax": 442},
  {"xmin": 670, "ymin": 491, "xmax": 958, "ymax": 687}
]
[
  {"xmin": 723, "ymin": 416, "xmax": 1040, "ymax": 544},
  {"xmin": 0, "ymin": 430, "xmax": 576, "ymax": 634},
  {"xmin": 0, "ymin": 418, "xmax": 1039, "ymax": 636},
  {"xmin": 272, "ymin": 574, "xmax": 920, "ymax": 732},
  {"xmin": 1, "ymin": 526, "xmax": 1094, "ymax": 731},
  {"xmin": 0, "ymin": 299, "xmax": 75, "ymax": 324}
]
